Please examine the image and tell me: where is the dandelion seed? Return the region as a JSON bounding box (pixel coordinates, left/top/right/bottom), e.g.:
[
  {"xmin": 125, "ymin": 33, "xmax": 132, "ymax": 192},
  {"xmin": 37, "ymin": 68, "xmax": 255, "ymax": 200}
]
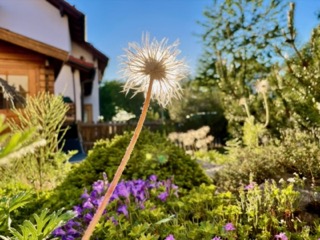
[{"xmin": 120, "ymin": 33, "xmax": 188, "ymax": 107}]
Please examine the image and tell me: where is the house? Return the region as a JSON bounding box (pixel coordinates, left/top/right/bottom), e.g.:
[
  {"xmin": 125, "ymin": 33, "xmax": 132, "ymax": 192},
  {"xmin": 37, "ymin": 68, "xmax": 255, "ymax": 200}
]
[{"xmin": 0, "ymin": 0, "xmax": 108, "ymax": 123}]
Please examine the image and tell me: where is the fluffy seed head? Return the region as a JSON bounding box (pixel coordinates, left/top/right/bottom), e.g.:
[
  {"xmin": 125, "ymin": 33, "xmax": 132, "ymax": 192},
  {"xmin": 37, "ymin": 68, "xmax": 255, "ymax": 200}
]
[
  {"xmin": 255, "ymin": 79, "xmax": 269, "ymax": 94},
  {"xmin": 120, "ymin": 33, "xmax": 188, "ymax": 107}
]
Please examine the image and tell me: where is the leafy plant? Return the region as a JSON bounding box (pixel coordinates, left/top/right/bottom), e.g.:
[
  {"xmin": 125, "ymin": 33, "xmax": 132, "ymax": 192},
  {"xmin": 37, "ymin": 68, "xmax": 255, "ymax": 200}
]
[
  {"xmin": 46, "ymin": 130, "xmax": 211, "ymax": 211},
  {"xmin": 48, "ymin": 174, "xmax": 320, "ymax": 239},
  {"xmin": 0, "ymin": 208, "xmax": 75, "ymax": 240},
  {"xmin": 4, "ymin": 92, "xmax": 72, "ymax": 190},
  {"xmin": 0, "ymin": 192, "xmax": 33, "ymax": 235},
  {"xmin": 52, "ymin": 175, "xmax": 178, "ymax": 239}
]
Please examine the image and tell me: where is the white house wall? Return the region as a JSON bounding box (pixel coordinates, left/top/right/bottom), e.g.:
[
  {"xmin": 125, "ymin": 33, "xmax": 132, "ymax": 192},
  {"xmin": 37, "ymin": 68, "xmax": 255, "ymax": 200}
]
[
  {"xmin": 72, "ymin": 42, "xmax": 101, "ymax": 122},
  {"xmin": 84, "ymin": 76, "xmax": 100, "ymax": 122},
  {"xmin": 55, "ymin": 65, "xmax": 82, "ymax": 122},
  {"xmin": 0, "ymin": 0, "xmax": 71, "ymax": 52},
  {"xmin": 72, "ymin": 42, "xmax": 93, "ymax": 62}
]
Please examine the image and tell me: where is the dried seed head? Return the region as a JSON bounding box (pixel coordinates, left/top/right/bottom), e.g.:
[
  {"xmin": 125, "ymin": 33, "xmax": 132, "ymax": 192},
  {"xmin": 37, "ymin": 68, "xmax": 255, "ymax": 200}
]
[
  {"xmin": 255, "ymin": 79, "xmax": 269, "ymax": 94},
  {"xmin": 120, "ymin": 33, "xmax": 188, "ymax": 107}
]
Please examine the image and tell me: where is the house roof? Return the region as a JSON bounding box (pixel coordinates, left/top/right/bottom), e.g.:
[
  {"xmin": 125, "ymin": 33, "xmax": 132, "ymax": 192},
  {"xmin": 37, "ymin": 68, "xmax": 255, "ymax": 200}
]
[
  {"xmin": 0, "ymin": 28, "xmax": 69, "ymax": 61},
  {"xmin": 67, "ymin": 55, "xmax": 94, "ymax": 72},
  {"xmin": 46, "ymin": 0, "xmax": 109, "ymax": 76}
]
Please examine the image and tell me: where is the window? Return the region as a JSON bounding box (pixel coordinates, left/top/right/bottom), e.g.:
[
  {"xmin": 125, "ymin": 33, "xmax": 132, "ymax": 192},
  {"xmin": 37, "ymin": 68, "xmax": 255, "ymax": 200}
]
[{"xmin": 0, "ymin": 74, "xmax": 29, "ymax": 109}]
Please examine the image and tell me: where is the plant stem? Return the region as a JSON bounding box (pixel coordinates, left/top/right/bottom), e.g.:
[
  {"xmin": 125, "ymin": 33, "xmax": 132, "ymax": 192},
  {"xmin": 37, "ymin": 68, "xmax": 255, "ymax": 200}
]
[
  {"xmin": 82, "ymin": 79, "xmax": 154, "ymax": 240},
  {"xmin": 262, "ymin": 93, "xmax": 269, "ymax": 127}
]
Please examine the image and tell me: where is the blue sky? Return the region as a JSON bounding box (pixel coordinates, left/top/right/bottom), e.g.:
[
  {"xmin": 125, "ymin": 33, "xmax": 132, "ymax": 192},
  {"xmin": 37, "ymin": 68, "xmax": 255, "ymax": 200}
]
[{"xmin": 67, "ymin": 0, "xmax": 320, "ymax": 81}]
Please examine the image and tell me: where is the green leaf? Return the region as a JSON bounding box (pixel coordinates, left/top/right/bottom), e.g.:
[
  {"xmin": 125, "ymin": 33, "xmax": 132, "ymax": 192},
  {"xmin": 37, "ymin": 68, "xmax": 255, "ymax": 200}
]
[{"xmin": 155, "ymin": 215, "xmax": 175, "ymax": 225}]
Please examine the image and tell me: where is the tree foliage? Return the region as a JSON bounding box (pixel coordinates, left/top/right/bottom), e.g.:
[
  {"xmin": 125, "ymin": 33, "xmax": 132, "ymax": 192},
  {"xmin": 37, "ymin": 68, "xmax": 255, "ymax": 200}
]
[
  {"xmin": 100, "ymin": 80, "xmax": 168, "ymax": 122},
  {"xmin": 196, "ymin": 0, "xmax": 288, "ymax": 136},
  {"xmin": 270, "ymin": 3, "xmax": 320, "ymax": 131},
  {"xmin": 168, "ymin": 81, "xmax": 228, "ymax": 140}
]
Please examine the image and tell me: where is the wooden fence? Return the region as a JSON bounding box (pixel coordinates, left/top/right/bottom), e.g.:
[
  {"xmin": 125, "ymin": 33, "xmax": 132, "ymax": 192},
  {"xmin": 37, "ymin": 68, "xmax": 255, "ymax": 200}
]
[{"xmin": 77, "ymin": 121, "xmax": 163, "ymax": 152}]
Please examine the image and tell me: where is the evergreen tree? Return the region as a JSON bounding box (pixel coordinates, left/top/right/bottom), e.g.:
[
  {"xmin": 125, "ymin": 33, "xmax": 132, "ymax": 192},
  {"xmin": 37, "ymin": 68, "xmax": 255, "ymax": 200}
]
[
  {"xmin": 196, "ymin": 0, "xmax": 287, "ymax": 136},
  {"xmin": 271, "ymin": 3, "xmax": 320, "ymax": 131}
]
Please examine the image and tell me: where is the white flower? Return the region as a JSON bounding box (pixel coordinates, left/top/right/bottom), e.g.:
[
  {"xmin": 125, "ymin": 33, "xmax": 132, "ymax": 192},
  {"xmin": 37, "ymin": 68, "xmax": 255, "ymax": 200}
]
[
  {"xmin": 255, "ymin": 79, "xmax": 269, "ymax": 94},
  {"xmin": 120, "ymin": 33, "xmax": 188, "ymax": 107},
  {"xmin": 287, "ymin": 177, "xmax": 295, "ymax": 183}
]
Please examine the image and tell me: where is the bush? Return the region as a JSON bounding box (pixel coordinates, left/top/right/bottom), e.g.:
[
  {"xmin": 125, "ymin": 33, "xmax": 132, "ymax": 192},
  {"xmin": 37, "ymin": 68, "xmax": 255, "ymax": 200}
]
[
  {"xmin": 47, "ymin": 130, "xmax": 211, "ymax": 210},
  {"xmin": 212, "ymin": 145, "xmax": 284, "ymax": 191},
  {"xmin": 211, "ymin": 127, "xmax": 320, "ymax": 192}
]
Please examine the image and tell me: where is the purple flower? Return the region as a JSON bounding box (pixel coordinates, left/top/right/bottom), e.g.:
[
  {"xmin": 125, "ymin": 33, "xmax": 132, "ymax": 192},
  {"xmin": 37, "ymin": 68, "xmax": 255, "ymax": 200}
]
[
  {"xmin": 63, "ymin": 236, "xmax": 75, "ymax": 240},
  {"xmin": 82, "ymin": 199, "xmax": 94, "ymax": 209},
  {"xmin": 92, "ymin": 180, "xmax": 105, "ymax": 194},
  {"xmin": 275, "ymin": 232, "xmax": 288, "ymax": 240},
  {"xmin": 158, "ymin": 191, "xmax": 169, "ymax": 202},
  {"xmin": 84, "ymin": 213, "xmax": 93, "ymax": 223},
  {"xmin": 52, "ymin": 175, "xmax": 180, "ymax": 239},
  {"xmin": 165, "ymin": 234, "xmax": 175, "ymax": 240},
  {"xmin": 224, "ymin": 223, "xmax": 235, "ymax": 231},
  {"xmin": 149, "ymin": 174, "xmax": 157, "ymax": 182},
  {"xmin": 212, "ymin": 237, "xmax": 221, "ymax": 240},
  {"xmin": 52, "ymin": 228, "xmax": 66, "ymax": 236},
  {"xmin": 66, "ymin": 227, "xmax": 78, "ymax": 235},
  {"xmin": 244, "ymin": 182, "xmax": 255, "ymax": 190},
  {"xmin": 80, "ymin": 189, "xmax": 90, "ymax": 200},
  {"xmin": 116, "ymin": 182, "xmax": 130, "ymax": 198},
  {"xmin": 91, "ymin": 196, "xmax": 103, "ymax": 207},
  {"xmin": 136, "ymin": 191, "xmax": 146, "ymax": 201},
  {"xmin": 73, "ymin": 206, "xmax": 82, "ymax": 216},
  {"xmin": 117, "ymin": 204, "xmax": 128, "ymax": 216}
]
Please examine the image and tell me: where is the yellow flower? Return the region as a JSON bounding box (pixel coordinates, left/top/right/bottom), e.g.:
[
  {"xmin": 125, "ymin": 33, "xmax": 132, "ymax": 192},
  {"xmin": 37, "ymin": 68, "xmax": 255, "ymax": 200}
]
[{"xmin": 120, "ymin": 33, "xmax": 188, "ymax": 107}]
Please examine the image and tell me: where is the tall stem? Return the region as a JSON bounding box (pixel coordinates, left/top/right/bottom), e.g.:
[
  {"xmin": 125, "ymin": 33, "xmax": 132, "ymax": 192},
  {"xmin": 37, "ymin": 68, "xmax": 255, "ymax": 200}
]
[
  {"xmin": 82, "ymin": 79, "xmax": 154, "ymax": 240},
  {"xmin": 262, "ymin": 93, "xmax": 269, "ymax": 127}
]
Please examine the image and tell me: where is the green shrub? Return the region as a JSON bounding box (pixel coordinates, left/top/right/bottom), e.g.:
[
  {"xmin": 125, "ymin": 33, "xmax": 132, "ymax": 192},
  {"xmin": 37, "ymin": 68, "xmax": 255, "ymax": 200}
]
[
  {"xmin": 47, "ymin": 130, "xmax": 211, "ymax": 210},
  {"xmin": 4, "ymin": 92, "xmax": 72, "ymax": 191},
  {"xmin": 194, "ymin": 150, "xmax": 228, "ymax": 165},
  {"xmin": 211, "ymin": 127, "xmax": 320, "ymax": 191},
  {"xmin": 212, "ymin": 145, "xmax": 284, "ymax": 191}
]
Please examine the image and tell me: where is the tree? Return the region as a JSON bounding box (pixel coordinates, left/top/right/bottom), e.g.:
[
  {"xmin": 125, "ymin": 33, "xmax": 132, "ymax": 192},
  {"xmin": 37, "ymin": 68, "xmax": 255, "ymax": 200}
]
[
  {"xmin": 270, "ymin": 3, "xmax": 320, "ymax": 131},
  {"xmin": 99, "ymin": 80, "xmax": 168, "ymax": 122},
  {"xmin": 196, "ymin": 0, "xmax": 288, "ymax": 137},
  {"xmin": 168, "ymin": 81, "xmax": 228, "ymax": 140}
]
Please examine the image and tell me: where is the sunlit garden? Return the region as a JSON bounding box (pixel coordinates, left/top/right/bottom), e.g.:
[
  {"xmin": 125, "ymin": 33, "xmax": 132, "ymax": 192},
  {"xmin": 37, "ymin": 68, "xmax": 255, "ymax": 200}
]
[{"xmin": 1, "ymin": 0, "xmax": 320, "ymax": 239}]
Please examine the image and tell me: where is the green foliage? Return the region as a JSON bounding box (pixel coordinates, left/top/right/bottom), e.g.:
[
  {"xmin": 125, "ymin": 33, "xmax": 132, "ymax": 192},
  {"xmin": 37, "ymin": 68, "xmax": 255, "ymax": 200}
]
[
  {"xmin": 275, "ymin": 128, "xmax": 320, "ymax": 182},
  {"xmin": 0, "ymin": 208, "xmax": 75, "ymax": 240},
  {"xmin": 194, "ymin": 150, "xmax": 227, "ymax": 165},
  {"xmin": 168, "ymin": 81, "xmax": 227, "ymax": 139},
  {"xmin": 270, "ymin": 10, "xmax": 320, "ymax": 131},
  {"xmin": 4, "ymin": 92, "xmax": 72, "ymax": 190},
  {"xmin": 100, "ymin": 80, "xmax": 168, "ymax": 122},
  {"xmin": 242, "ymin": 116, "xmax": 266, "ymax": 147},
  {"xmin": 0, "ymin": 115, "xmax": 40, "ymax": 166},
  {"xmin": 48, "ymin": 130, "xmax": 211, "ymax": 210},
  {"xmin": 211, "ymin": 124, "xmax": 320, "ymax": 192},
  {"xmin": 90, "ymin": 180, "xmax": 314, "ymax": 239},
  {"xmin": 0, "ymin": 192, "xmax": 33, "ymax": 235},
  {"xmin": 196, "ymin": 0, "xmax": 287, "ymax": 137}
]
